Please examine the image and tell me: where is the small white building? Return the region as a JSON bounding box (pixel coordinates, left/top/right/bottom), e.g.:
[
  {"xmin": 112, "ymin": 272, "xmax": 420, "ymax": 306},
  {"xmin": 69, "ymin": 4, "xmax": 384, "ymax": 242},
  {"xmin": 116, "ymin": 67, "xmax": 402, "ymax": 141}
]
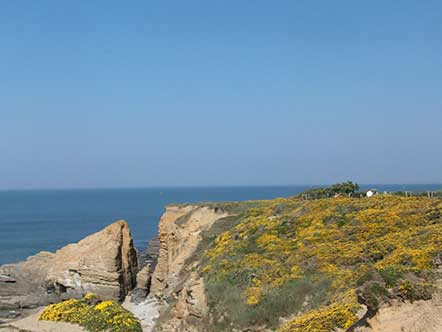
[{"xmin": 366, "ymin": 190, "xmax": 376, "ymax": 198}]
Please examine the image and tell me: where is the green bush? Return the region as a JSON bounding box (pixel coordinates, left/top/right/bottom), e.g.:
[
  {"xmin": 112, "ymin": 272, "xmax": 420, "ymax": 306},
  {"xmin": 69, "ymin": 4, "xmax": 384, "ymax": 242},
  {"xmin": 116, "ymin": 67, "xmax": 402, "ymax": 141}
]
[
  {"xmin": 206, "ymin": 277, "xmax": 330, "ymax": 329},
  {"xmin": 378, "ymin": 267, "xmax": 403, "ymax": 287}
]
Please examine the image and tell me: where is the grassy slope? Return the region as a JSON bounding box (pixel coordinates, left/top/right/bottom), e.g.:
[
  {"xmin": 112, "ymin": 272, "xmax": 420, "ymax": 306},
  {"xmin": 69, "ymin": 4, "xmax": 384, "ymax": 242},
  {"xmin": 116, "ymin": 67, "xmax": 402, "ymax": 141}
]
[{"xmin": 192, "ymin": 196, "xmax": 442, "ymax": 332}]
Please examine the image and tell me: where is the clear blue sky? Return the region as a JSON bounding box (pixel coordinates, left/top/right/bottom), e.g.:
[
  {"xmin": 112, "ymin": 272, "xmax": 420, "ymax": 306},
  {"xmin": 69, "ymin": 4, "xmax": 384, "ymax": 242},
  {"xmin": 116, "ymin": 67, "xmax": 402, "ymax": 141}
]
[{"xmin": 1, "ymin": 1, "xmax": 441, "ymax": 189}]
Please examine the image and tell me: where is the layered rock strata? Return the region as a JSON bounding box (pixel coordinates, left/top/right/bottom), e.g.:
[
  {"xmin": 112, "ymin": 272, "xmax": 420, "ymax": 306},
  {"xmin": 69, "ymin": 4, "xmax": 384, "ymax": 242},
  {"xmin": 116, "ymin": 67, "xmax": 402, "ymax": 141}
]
[
  {"xmin": 0, "ymin": 220, "xmax": 138, "ymax": 313},
  {"xmin": 150, "ymin": 205, "xmax": 228, "ymax": 331}
]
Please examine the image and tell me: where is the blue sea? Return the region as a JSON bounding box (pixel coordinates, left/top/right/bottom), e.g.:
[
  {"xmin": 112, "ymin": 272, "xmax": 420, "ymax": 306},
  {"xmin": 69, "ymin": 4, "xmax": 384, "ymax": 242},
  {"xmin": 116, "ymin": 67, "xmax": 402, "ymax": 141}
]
[{"xmin": 1, "ymin": 185, "xmax": 442, "ymax": 265}]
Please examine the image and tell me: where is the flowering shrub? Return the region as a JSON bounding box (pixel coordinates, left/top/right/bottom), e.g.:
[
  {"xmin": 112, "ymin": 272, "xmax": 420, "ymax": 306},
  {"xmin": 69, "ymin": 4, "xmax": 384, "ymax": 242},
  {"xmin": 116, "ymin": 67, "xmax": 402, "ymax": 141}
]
[
  {"xmin": 278, "ymin": 304, "xmax": 358, "ymax": 332},
  {"xmin": 201, "ymin": 195, "xmax": 442, "ymax": 331},
  {"xmin": 39, "ymin": 293, "xmax": 141, "ymax": 332}
]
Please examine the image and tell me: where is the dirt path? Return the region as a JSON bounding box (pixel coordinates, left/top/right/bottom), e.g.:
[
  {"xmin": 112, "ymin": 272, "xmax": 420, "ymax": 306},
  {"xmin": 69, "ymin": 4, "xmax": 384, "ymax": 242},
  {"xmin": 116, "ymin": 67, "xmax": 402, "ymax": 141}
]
[{"xmin": 1, "ymin": 309, "xmax": 85, "ymax": 332}]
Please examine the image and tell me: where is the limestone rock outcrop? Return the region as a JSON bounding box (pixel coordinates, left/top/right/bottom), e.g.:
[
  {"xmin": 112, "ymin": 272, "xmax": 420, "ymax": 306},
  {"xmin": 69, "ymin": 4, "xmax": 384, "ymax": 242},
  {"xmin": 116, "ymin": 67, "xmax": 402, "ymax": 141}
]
[
  {"xmin": 0, "ymin": 220, "xmax": 138, "ymax": 312},
  {"xmin": 151, "ymin": 205, "xmax": 227, "ymax": 297},
  {"xmin": 150, "ymin": 205, "xmax": 228, "ymax": 332},
  {"xmin": 130, "ymin": 237, "xmax": 161, "ymax": 304}
]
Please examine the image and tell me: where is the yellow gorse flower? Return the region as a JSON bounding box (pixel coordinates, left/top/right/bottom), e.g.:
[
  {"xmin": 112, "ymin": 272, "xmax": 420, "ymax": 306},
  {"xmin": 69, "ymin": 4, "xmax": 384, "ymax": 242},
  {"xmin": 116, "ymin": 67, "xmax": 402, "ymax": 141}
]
[
  {"xmin": 201, "ymin": 195, "xmax": 442, "ymax": 331},
  {"xmin": 39, "ymin": 294, "xmax": 141, "ymax": 332}
]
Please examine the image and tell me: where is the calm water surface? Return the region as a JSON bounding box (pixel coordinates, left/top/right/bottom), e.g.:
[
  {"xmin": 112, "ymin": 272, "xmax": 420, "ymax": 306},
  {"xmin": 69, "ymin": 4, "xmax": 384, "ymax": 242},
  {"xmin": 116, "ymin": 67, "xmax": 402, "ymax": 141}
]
[
  {"xmin": 0, "ymin": 186, "xmax": 308, "ymax": 265},
  {"xmin": 1, "ymin": 184, "xmax": 441, "ymax": 265}
]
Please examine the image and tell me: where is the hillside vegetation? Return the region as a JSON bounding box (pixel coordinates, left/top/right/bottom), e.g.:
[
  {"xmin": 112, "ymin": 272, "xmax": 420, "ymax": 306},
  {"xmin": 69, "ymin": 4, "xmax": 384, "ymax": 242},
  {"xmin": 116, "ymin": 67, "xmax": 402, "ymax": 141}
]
[{"xmin": 196, "ymin": 193, "xmax": 442, "ymax": 332}]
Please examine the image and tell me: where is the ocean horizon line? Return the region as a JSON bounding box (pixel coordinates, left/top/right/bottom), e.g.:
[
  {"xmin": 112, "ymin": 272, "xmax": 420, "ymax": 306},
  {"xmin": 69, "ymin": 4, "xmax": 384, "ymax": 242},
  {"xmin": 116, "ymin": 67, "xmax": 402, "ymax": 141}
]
[{"xmin": 2, "ymin": 183, "xmax": 442, "ymax": 192}]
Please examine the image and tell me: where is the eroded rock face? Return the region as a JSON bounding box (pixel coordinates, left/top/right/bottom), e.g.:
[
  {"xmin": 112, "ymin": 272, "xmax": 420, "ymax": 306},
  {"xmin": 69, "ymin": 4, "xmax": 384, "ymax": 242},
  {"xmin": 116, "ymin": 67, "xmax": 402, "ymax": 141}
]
[
  {"xmin": 0, "ymin": 220, "xmax": 138, "ymax": 311},
  {"xmin": 150, "ymin": 205, "xmax": 228, "ymax": 332},
  {"xmin": 130, "ymin": 237, "xmax": 161, "ymax": 304},
  {"xmin": 151, "ymin": 205, "xmax": 227, "ymax": 297}
]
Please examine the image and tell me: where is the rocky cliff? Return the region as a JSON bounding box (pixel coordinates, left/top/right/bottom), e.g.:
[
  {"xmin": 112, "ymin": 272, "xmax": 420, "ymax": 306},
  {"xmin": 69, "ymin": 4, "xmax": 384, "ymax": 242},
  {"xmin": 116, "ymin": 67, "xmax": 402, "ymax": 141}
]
[
  {"xmin": 0, "ymin": 220, "xmax": 138, "ymax": 315},
  {"xmin": 146, "ymin": 196, "xmax": 442, "ymax": 332},
  {"xmin": 145, "ymin": 204, "xmax": 228, "ymax": 331},
  {"xmin": 3, "ymin": 195, "xmax": 442, "ymax": 332},
  {"xmin": 151, "ymin": 205, "xmax": 228, "ymax": 296}
]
